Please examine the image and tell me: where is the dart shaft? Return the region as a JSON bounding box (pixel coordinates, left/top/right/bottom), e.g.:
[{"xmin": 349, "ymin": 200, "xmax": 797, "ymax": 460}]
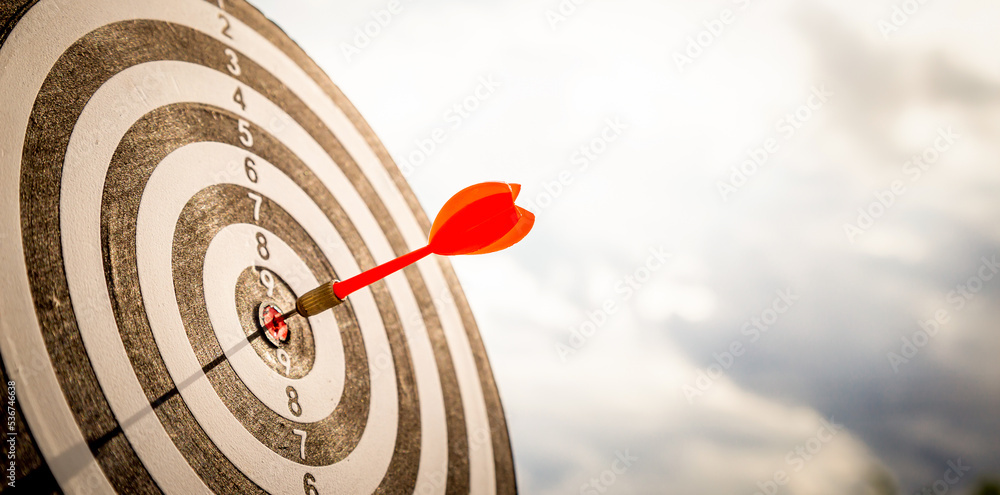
[
  {"xmin": 285, "ymin": 245, "xmax": 434, "ymax": 320},
  {"xmin": 332, "ymin": 244, "xmax": 434, "ymax": 299}
]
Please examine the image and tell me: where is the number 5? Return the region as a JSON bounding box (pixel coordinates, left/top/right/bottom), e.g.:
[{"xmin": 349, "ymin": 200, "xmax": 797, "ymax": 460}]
[{"xmin": 238, "ymin": 119, "xmax": 253, "ymax": 147}]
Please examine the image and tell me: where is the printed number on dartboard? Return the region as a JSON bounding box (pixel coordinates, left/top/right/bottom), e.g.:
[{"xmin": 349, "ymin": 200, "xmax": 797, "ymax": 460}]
[{"xmin": 211, "ymin": 7, "xmax": 320, "ymax": 485}]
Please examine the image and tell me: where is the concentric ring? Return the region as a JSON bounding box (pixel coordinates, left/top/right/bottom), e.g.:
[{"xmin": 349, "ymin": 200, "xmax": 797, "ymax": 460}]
[{"xmin": 0, "ymin": 0, "xmax": 515, "ymax": 493}]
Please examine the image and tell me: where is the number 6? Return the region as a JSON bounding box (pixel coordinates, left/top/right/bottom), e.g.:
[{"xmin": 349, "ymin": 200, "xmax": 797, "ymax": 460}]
[
  {"xmin": 303, "ymin": 473, "xmax": 318, "ymax": 495},
  {"xmin": 244, "ymin": 156, "xmax": 258, "ymax": 183}
]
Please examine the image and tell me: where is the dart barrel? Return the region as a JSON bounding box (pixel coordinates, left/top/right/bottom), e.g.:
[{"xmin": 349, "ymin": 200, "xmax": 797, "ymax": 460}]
[{"xmin": 295, "ymin": 281, "xmax": 343, "ymax": 317}]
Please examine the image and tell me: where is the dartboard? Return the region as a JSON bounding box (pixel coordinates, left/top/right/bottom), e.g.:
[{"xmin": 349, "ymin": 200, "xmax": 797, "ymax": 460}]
[{"xmin": 0, "ymin": 0, "xmax": 516, "ymax": 493}]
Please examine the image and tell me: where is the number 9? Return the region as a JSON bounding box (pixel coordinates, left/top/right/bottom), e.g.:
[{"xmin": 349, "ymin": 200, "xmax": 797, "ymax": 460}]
[
  {"xmin": 259, "ymin": 268, "xmax": 275, "ymax": 297},
  {"xmin": 276, "ymin": 348, "xmax": 291, "ymax": 375}
]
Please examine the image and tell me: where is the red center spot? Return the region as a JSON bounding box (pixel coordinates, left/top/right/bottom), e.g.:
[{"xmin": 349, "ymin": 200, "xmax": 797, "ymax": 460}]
[{"xmin": 262, "ymin": 305, "xmax": 289, "ymax": 343}]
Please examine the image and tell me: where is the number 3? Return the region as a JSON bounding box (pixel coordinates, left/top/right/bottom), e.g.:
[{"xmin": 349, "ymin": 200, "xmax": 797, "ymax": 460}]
[{"xmin": 224, "ymin": 47, "xmax": 241, "ymax": 75}]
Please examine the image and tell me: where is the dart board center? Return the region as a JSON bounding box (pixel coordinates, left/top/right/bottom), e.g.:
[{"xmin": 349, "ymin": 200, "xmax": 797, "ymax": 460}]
[{"xmin": 236, "ymin": 266, "xmax": 316, "ymax": 379}]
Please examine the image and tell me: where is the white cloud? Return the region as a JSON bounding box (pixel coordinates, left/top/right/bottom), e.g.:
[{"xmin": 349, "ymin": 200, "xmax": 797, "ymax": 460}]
[{"xmin": 252, "ymin": 0, "xmax": 1000, "ymax": 492}]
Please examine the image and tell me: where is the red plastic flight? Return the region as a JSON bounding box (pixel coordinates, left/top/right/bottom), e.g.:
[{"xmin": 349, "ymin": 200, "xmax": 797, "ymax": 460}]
[
  {"xmin": 270, "ymin": 182, "xmax": 533, "ymax": 328},
  {"xmin": 332, "ymin": 182, "xmax": 534, "ymax": 299}
]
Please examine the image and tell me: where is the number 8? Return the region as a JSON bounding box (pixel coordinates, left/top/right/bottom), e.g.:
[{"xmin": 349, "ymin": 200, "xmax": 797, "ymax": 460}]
[
  {"xmin": 286, "ymin": 386, "xmax": 302, "ymax": 416},
  {"xmin": 255, "ymin": 232, "xmax": 269, "ymax": 260}
]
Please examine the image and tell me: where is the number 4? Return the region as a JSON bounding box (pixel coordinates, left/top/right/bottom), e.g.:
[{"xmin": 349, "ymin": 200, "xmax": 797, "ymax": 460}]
[
  {"xmin": 293, "ymin": 429, "xmax": 307, "ymax": 459},
  {"xmin": 233, "ymin": 86, "xmax": 246, "ymax": 111}
]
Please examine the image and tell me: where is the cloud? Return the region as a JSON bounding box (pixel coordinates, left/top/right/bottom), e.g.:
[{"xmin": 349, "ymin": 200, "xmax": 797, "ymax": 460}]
[{"xmin": 251, "ymin": 0, "xmax": 1000, "ymax": 492}]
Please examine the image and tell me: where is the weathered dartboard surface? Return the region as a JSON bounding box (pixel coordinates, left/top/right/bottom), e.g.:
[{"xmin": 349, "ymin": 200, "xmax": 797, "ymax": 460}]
[{"xmin": 0, "ymin": 0, "xmax": 516, "ymax": 493}]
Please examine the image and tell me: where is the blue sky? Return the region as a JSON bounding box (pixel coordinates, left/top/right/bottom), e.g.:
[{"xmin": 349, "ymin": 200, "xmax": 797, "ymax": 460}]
[{"xmin": 251, "ymin": 0, "xmax": 1000, "ymax": 492}]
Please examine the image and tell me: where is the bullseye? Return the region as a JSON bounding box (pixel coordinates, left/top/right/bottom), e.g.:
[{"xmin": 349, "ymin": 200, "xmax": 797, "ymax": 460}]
[{"xmin": 258, "ymin": 302, "xmax": 289, "ymax": 346}]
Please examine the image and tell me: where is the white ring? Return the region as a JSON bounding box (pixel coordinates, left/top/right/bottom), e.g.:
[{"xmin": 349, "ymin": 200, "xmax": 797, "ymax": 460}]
[{"xmin": 201, "ymin": 222, "xmax": 343, "ymax": 421}]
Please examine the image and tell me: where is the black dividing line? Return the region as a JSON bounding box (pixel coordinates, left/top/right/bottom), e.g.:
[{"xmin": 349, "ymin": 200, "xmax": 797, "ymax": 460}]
[
  {"xmin": 86, "ymin": 427, "xmax": 122, "ymax": 456},
  {"xmin": 87, "ymin": 330, "xmax": 263, "ymax": 453}
]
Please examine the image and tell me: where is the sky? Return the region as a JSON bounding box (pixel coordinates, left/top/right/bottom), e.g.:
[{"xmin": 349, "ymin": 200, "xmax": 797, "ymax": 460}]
[{"xmin": 250, "ymin": 0, "xmax": 1000, "ymax": 493}]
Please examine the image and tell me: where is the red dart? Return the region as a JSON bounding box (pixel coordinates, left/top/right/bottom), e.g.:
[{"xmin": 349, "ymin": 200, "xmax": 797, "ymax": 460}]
[{"xmin": 280, "ymin": 182, "xmax": 534, "ymax": 322}]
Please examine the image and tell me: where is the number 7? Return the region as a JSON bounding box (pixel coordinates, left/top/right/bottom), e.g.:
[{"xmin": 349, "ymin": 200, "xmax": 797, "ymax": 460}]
[
  {"xmin": 247, "ymin": 192, "xmax": 262, "ymax": 221},
  {"xmin": 293, "ymin": 429, "xmax": 307, "ymax": 459}
]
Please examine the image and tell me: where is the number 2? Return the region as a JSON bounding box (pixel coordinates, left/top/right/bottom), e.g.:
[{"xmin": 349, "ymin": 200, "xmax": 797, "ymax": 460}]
[{"xmin": 218, "ymin": 13, "xmax": 232, "ymax": 39}]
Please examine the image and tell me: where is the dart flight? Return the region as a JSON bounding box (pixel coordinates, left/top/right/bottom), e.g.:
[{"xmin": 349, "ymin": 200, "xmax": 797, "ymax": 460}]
[{"xmin": 286, "ymin": 181, "xmax": 534, "ymax": 319}]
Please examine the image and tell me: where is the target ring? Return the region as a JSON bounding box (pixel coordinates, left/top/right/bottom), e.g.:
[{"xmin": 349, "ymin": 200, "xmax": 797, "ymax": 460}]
[{"xmin": 0, "ymin": 0, "xmax": 516, "ymax": 493}]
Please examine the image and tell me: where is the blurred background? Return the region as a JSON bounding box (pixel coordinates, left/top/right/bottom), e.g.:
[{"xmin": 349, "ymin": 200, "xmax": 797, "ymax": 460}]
[{"xmin": 252, "ymin": 0, "xmax": 1000, "ymax": 493}]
